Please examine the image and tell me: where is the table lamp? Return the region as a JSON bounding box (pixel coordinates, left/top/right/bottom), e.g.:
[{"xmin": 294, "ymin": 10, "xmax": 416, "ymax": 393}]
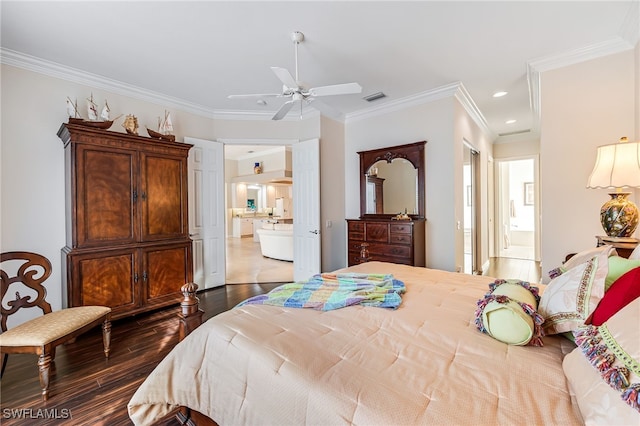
[{"xmin": 586, "ymin": 137, "xmax": 640, "ymax": 237}]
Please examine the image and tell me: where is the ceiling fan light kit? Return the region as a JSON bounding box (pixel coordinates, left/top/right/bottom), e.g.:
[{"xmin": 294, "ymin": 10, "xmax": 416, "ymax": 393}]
[{"xmin": 228, "ymin": 31, "xmax": 362, "ymax": 121}]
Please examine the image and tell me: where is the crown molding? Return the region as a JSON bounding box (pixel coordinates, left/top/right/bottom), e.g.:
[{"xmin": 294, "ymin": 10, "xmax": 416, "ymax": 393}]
[
  {"xmin": 453, "ymin": 82, "xmax": 495, "ymax": 141},
  {"xmin": 345, "ymin": 82, "xmax": 459, "ymax": 123},
  {"xmin": 0, "ymin": 47, "xmax": 221, "ymax": 119},
  {"xmin": 345, "ymin": 81, "xmax": 494, "ymax": 141},
  {"xmin": 0, "ymin": 47, "xmax": 318, "ymax": 122},
  {"xmin": 527, "ymin": 35, "xmax": 635, "ymax": 134},
  {"xmin": 527, "ymin": 36, "xmax": 634, "ymax": 74}
]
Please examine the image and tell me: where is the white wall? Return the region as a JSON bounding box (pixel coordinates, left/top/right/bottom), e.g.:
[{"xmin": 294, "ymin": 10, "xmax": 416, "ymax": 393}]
[
  {"xmin": 235, "ymin": 147, "xmax": 290, "ymax": 176},
  {"xmin": 345, "ymin": 98, "xmax": 457, "ymax": 270},
  {"xmin": 0, "ymin": 65, "xmax": 218, "ymax": 325},
  {"xmin": 319, "ymin": 116, "xmax": 346, "ymax": 271},
  {"xmin": 540, "ymin": 49, "xmax": 638, "ymax": 281}
]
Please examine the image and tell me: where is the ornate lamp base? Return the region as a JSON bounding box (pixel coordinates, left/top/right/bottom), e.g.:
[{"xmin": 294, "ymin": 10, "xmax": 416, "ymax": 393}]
[{"xmin": 600, "ymin": 192, "xmax": 639, "ymax": 237}]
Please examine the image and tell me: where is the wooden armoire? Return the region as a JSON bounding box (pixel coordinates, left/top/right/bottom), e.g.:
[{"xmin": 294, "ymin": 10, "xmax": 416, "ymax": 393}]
[{"xmin": 58, "ymin": 123, "xmax": 193, "ymax": 319}]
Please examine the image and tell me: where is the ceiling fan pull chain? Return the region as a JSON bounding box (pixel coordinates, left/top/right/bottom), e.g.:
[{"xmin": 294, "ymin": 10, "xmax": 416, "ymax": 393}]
[{"xmin": 294, "ymin": 38, "xmax": 299, "ymax": 83}]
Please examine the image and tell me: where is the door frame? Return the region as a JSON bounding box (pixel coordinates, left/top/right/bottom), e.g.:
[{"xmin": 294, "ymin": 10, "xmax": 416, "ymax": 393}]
[
  {"xmin": 462, "ymin": 140, "xmax": 481, "ymax": 274},
  {"xmin": 494, "ymin": 155, "xmax": 540, "ymax": 262},
  {"xmin": 185, "ymin": 137, "xmax": 226, "ymax": 289},
  {"xmin": 218, "ymin": 138, "xmax": 322, "ymax": 282}
]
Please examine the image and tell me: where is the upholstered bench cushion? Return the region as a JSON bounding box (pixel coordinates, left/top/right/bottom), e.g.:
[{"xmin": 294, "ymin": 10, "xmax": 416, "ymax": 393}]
[{"xmin": 0, "ymin": 306, "xmax": 110, "ymax": 347}]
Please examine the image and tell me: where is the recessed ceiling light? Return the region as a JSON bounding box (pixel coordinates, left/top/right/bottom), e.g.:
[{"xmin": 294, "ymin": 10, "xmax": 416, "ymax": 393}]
[
  {"xmin": 493, "ymin": 91, "xmax": 508, "ymax": 98},
  {"xmin": 505, "ymin": 119, "xmax": 516, "ymax": 124}
]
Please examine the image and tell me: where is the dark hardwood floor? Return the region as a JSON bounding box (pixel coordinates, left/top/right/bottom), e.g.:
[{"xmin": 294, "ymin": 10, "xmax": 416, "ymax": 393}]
[
  {"xmin": 0, "ymin": 283, "xmax": 280, "ymax": 426},
  {"xmin": 0, "ymin": 258, "xmax": 538, "ymax": 425}
]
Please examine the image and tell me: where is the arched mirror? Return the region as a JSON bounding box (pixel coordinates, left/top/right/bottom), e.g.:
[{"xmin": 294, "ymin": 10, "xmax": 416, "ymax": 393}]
[{"xmin": 358, "ymin": 141, "xmax": 426, "ymax": 219}]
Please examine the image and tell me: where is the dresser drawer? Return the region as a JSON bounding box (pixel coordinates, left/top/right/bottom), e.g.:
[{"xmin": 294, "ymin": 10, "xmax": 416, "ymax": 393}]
[
  {"xmin": 370, "ymin": 254, "xmax": 412, "ymax": 265},
  {"xmin": 365, "ymin": 223, "xmax": 389, "ymax": 242},
  {"xmin": 348, "ymin": 232, "xmax": 364, "ymax": 242},
  {"xmin": 390, "ymin": 223, "xmax": 412, "ymax": 234},
  {"xmin": 366, "ymin": 242, "xmax": 412, "ymax": 258},
  {"xmin": 348, "ymin": 240, "xmax": 368, "ymax": 251},
  {"xmin": 389, "ymin": 233, "xmax": 412, "ymax": 245},
  {"xmin": 348, "ymin": 251, "xmax": 366, "ymax": 266},
  {"xmin": 348, "ymin": 221, "xmax": 364, "ymax": 232}
]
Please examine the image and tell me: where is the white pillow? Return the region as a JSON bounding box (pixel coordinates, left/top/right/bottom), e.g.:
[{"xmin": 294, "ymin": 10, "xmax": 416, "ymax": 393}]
[
  {"xmin": 562, "ymin": 297, "xmax": 640, "ymax": 423},
  {"xmin": 539, "ymin": 249, "xmax": 608, "ymax": 334},
  {"xmin": 629, "ymin": 244, "xmax": 640, "ymax": 260},
  {"xmin": 548, "ymin": 245, "xmax": 616, "ymax": 279}
]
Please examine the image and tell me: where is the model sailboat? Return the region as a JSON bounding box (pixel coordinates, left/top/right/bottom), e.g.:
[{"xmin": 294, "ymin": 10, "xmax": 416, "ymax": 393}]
[
  {"xmin": 100, "ymin": 100, "xmax": 111, "ymax": 121},
  {"xmin": 87, "ymin": 93, "xmax": 99, "ymax": 121},
  {"xmin": 146, "ymin": 110, "xmax": 176, "ymax": 142},
  {"xmin": 66, "ymin": 94, "xmax": 116, "ymax": 129}
]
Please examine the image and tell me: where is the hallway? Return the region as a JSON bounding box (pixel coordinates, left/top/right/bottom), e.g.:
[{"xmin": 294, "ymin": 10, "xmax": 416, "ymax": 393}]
[
  {"xmin": 484, "ymin": 257, "xmax": 541, "ymax": 283},
  {"xmin": 225, "ymin": 236, "xmax": 541, "ymax": 285},
  {"xmin": 225, "ymin": 237, "xmax": 293, "ymax": 284}
]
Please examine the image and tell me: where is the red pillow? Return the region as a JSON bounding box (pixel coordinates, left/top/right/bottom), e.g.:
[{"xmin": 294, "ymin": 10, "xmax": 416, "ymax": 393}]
[{"xmin": 588, "ymin": 267, "xmax": 640, "ymax": 326}]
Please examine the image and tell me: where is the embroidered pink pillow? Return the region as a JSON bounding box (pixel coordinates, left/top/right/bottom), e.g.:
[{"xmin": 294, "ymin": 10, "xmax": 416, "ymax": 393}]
[
  {"xmin": 562, "ymin": 297, "xmax": 640, "ymax": 422},
  {"xmin": 538, "ymin": 249, "xmax": 608, "ymax": 334}
]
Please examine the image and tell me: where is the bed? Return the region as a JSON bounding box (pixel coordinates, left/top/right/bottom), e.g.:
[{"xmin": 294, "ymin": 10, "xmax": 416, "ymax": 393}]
[{"xmin": 128, "ymin": 258, "xmax": 640, "ymax": 425}]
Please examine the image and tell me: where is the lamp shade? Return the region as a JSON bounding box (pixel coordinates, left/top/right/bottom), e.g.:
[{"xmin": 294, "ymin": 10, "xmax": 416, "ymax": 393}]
[{"xmin": 587, "ymin": 140, "xmax": 640, "ymax": 189}]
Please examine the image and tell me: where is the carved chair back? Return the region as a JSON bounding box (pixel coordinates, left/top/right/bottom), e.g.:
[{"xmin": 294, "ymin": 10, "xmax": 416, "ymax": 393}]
[{"xmin": 1, "ymin": 251, "xmax": 53, "ymax": 332}]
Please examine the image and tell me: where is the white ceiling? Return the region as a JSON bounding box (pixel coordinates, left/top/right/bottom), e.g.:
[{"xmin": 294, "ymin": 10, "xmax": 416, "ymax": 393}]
[{"xmin": 1, "ymin": 1, "xmax": 637, "ymax": 142}]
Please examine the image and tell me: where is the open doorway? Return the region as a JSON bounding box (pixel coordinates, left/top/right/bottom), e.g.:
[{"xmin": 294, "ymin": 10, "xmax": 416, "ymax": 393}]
[
  {"xmin": 224, "ymin": 145, "xmax": 294, "ymax": 284},
  {"xmin": 495, "ymin": 158, "xmax": 538, "ymax": 261},
  {"xmin": 187, "ymin": 137, "xmax": 321, "ymax": 289},
  {"xmin": 463, "ymin": 142, "xmax": 480, "ymax": 274}
]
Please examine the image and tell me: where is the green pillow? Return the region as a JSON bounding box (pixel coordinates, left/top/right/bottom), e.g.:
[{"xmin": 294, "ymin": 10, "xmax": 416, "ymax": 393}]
[
  {"xmin": 481, "ymin": 300, "xmax": 534, "ymax": 345},
  {"xmin": 476, "ymin": 280, "xmax": 543, "ymax": 346},
  {"xmin": 606, "ymin": 256, "xmax": 640, "ymax": 291}
]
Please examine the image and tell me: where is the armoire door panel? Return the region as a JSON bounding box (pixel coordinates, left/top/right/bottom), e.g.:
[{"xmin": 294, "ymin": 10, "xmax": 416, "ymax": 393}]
[
  {"xmin": 140, "ymin": 154, "xmax": 186, "ymax": 240},
  {"xmin": 144, "ymin": 243, "xmax": 192, "ymax": 303},
  {"xmin": 76, "ymin": 146, "xmax": 137, "ymax": 247},
  {"xmin": 74, "ymin": 251, "xmax": 138, "ymax": 312}
]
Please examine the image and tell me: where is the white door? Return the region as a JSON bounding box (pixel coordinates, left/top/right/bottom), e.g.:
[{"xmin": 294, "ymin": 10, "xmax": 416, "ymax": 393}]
[
  {"xmin": 186, "ymin": 137, "xmax": 225, "ymax": 289},
  {"xmin": 293, "ymin": 138, "xmax": 321, "ymax": 281}
]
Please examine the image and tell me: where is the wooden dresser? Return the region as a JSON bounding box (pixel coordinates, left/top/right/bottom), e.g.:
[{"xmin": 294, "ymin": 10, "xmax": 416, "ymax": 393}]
[
  {"xmin": 346, "ymin": 219, "xmax": 425, "ymax": 267},
  {"xmin": 58, "ymin": 123, "xmax": 193, "ymax": 319}
]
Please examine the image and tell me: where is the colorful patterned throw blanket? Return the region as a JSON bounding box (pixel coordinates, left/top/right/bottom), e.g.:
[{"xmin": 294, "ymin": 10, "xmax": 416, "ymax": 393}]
[{"xmin": 237, "ymin": 273, "xmax": 405, "ymax": 311}]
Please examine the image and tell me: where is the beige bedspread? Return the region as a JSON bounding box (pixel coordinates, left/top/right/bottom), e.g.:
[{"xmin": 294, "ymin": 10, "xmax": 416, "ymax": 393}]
[{"xmin": 128, "ymin": 262, "xmax": 583, "ymax": 425}]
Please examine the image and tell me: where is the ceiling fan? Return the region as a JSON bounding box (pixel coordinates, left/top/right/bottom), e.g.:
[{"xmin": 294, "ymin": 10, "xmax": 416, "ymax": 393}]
[{"xmin": 227, "ymin": 31, "xmax": 362, "ymax": 121}]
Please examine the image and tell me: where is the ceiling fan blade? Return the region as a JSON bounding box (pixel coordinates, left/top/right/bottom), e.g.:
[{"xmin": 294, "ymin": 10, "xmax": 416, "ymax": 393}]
[
  {"xmin": 227, "ymin": 93, "xmax": 281, "ymax": 99},
  {"xmin": 272, "ymin": 100, "xmax": 296, "ymax": 121},
  {"xmin": 271, "ymin": 67, "xmax": 298, "ymax": 89},
  {"xmin": 308, "ymin": 82, "xmax": 362, "ymax": 97},
  {"xmin": 306, "ymin": 98, "xmax": 342, "ymax": 120}
]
